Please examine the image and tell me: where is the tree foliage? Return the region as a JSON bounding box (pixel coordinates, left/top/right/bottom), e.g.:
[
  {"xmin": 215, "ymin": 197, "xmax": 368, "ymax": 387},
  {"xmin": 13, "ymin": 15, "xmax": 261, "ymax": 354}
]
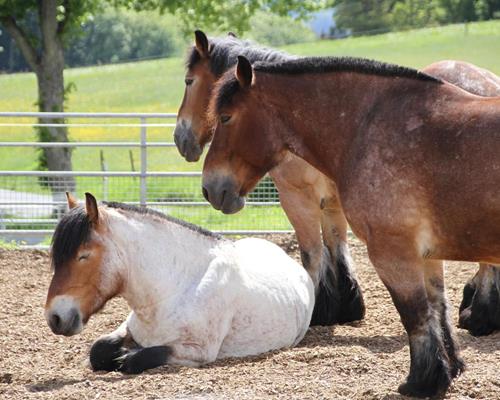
[
  {"xmin": 110, "ymin": 0, "xmax": 324, "ymax": 34},
  {"xmin": 247, "ymin": 11, "xmax": 317, "ymax": 46},
  {"xmin": 66, "ymin": 9, "xmax": 185, "ymax": 67},
  {"xmin": 332, "ymin": 0, "xmax": 500, "ymax": 34}
]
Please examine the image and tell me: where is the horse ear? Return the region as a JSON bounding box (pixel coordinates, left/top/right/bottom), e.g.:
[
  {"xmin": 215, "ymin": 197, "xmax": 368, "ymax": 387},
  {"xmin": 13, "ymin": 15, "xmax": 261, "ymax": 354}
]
[
  {"xmin": 85, "ymin": 192, "xmax": 99, "ymax": 224},
  {"xmin": 236, "ymin": 56, "xmax": 253, "ymax": 88},
  {"xmin": 194, "ymin": 30, "xmax": 210, "ymax": 58},
  {"xmin": 66, "ymin": 192, "xmax": 78, "ymax": 209},
  {"xmin": 228, "ymin": 32, "xmax": 237, "ymax": 38}
]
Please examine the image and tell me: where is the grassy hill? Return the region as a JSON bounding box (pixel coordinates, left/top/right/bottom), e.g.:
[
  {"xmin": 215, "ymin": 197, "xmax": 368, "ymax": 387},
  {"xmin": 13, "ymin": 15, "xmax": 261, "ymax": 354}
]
[{"xmin": 1, "ymin": 20, "xmax": 499, "ymax": 232}]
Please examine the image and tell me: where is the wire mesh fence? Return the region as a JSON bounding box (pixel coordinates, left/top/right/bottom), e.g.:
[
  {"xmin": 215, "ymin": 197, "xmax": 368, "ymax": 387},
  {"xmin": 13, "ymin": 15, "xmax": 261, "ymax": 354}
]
[{"xmin": 0, "ymin": 112, "xmax": 292, "ymax": 247}]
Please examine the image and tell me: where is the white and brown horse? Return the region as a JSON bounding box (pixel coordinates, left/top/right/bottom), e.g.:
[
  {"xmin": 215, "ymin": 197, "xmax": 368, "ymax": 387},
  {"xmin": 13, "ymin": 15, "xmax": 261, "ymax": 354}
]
[
  {"xmin": 201, "ymin": 56, "xmax": 500, "ymax": 397},
  {"xmin": 45, "ymin": 193, "xmax": 314, "ymax": 373}
]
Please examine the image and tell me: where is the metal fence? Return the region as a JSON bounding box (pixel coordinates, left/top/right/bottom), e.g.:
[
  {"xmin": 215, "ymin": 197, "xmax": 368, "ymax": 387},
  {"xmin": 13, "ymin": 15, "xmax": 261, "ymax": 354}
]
[{"xmin": 0, "ymin": 112, "xmax": 292, "ymax": 247}]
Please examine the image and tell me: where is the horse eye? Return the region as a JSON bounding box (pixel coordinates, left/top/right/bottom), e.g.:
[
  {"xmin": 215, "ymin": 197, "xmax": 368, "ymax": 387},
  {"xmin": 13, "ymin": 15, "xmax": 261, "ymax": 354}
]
[
  {"xmin": 185, "ymin": 78, "xmax": 194, "ymax": 86},
  {"xmin": 78, "ymin": 254, "xmax": 89, "ymax": 261},
  {"xmin": 220, "ymin": 115, "xmax": 231, "ymax": 124}
]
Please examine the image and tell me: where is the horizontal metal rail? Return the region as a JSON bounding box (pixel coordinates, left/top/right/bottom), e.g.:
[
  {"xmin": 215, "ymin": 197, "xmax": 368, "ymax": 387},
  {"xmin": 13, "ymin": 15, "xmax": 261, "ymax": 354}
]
[
  {"xmin": 1, "ymin": 229, "xmax": 54, "ymax": 235},
  {"xmin": 0, "ymin": 201, "xmax": 279, "ymax": 207},
  {"xmin": 0, "ymin": 112, "xmax": 176, "ymax": 118},
  {"xmin": 0, "ymin": 171, "xmax": 201, "ymax": 177},
  {"xmin": 0, "ymin": 218, "xmax": 58, "ymax": 223},
  {"xmin": 0, "ymin": 229, "xmax": 294, "ymax": 237},
  {"xmin": 0, "ymin": 142, "xmax": 177, "ymax": 148},
  {"xmin": 0, "ymin": 123, "xmax": 176, "ymax": 127}
]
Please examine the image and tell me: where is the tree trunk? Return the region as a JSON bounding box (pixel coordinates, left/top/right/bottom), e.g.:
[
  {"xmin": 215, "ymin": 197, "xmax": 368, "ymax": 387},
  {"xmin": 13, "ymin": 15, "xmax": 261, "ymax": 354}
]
[
  {"xmin": 36, "ymin": 37, "xmax": 75, "ymax": 216},
  {"xmin": 1, "ymin": 2, "xmax": 76, "ymax": 217}
]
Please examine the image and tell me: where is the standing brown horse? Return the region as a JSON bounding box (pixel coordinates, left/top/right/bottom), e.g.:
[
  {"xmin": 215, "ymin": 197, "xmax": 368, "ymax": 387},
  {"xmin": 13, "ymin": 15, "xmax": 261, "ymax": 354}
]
[
  {"xmin": 175, "ymin": 31, "xmax": 365, "ymax": 327},
  {"xmin": 424, "ymin": 60, "xmax": 500, "ymax": 337},
  {"xmin": 202, "ymin": 55, "xmax": 500, "ymax": 397},
  {"xmin": 175, "ymin": 31, "xmax": 500, "ymax": 336}
]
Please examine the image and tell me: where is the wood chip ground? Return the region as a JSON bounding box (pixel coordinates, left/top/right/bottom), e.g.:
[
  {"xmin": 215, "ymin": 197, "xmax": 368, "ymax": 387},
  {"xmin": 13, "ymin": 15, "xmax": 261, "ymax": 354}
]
[{"xmin": 1, "ymin": 234, "xmax": 499, "ymax": 399}]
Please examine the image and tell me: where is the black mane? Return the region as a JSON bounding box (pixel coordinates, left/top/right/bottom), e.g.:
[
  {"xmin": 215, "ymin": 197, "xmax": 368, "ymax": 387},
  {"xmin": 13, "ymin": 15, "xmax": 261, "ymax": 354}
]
[
  {"xmin": 50, "ymin": 202, "xmax": 222, "ymax": 269},
  {"xmin": 214, "ymin": 56, "xmax": 442, "ymax": 113},
  {"xmin": 104, "ymin": 202, "xmax": 222, "ymax": 240},
  {"xmin": 186, "ymin": 35, "xmax": 292, "ymax": 77},
  {"xmin": 253, "ymin": 56, "xmax": 442, "ymax": 82},
  {"xmin": 51, "ymin": 206, "xmax": 91, "ymax": 271}
]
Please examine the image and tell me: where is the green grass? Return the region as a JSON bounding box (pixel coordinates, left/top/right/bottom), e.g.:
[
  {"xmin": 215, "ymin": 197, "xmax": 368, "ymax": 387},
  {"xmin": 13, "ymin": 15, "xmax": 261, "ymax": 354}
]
[
  {"xmin": 1, "ymin": 20, "xmax": 499, "ymax": 231},
  {"xmin": 285, "ymin": 21, "xmax": 500, "ymax": 73}
]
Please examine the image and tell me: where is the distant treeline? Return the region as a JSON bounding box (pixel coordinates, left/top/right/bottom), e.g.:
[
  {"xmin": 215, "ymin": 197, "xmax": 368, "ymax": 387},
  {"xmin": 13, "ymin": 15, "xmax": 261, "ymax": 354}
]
[
  {"xmin": 332, "ymin": 0, "xmax": 500, "ymax": 35},
  {"xmin": 0, "ymin": 9, "xmax": 315, "ymax": 73}
]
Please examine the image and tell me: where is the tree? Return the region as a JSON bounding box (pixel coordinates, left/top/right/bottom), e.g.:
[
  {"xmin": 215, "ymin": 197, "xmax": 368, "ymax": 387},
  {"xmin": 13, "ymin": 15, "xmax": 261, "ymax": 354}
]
[
  {"xmin": 332, "ymin": 0, "xmax": 393, "ymax": 35},
  {"xmin": 0, "ymin": 0, "xmax": 323, "ymax": 210},
  {"xmin": 0, "ymin": 1, "xmax": 99, "ymax": 210},
  {"xmin": 332, "ymin": 0, "xmax": 500, "ymax": 34}
]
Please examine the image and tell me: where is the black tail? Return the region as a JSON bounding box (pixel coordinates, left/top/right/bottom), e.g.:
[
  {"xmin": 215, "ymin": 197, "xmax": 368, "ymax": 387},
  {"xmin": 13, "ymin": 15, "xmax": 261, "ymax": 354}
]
[{"xmin": 310, "ymin": 245, "xmax": 365, "ymax": 326}]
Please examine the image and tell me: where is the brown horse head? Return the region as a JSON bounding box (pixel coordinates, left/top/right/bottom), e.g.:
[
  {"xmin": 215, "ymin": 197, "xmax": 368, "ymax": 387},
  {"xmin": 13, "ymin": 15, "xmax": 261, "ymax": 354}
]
[
  {"xmin": 174, "ymin": 30, "xmax": 216, "ymax": 161},
  {"xmin": 45, "ymin": 193, "xmax": 122, "ymax": 336},
  {"xmin": 174, "ymin": 31, "xmax": 291, "ymax": 163},
  {"xmin": 202, "ymin": 56, "xmax": 286, "ymax": 214}
]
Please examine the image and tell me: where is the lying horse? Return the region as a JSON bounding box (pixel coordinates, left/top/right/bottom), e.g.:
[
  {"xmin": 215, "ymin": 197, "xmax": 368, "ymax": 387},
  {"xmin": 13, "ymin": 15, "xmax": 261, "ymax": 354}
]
[
  {"xmin": 201, "ymin": 56, "xmax": 500, "ymax": 397},
  {"xmin": 425, "ymin": 60, "xmax": 500, "ymax": 336},
  {"xmin": 174, "ymin": 30, "xmax": 365, "ymax": 326},
  {"xmin": 44, "ymin": 192, "xmax": 314, "ymax": 373}
]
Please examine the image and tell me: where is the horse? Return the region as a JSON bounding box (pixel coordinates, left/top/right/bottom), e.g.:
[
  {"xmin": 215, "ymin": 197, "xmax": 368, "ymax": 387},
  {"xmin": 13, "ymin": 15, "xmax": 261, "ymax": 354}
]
[
  {"xmin": 175, "ymin": 31, "xmax": 500, "ymax": 336},
  {"xmin": 201, "ymin": 55, "xmax": 500, "ymax": 397},
  {"xmin": 44, "ymin": 192, "xmax": 314, "ymax": 374},
  {"xmin": 424, "ymin": 60, "xmax": 500, "ymax": 337},
  {"xmin": 174, "ymin": 30, "xmax": 365, "ymax": 327}
]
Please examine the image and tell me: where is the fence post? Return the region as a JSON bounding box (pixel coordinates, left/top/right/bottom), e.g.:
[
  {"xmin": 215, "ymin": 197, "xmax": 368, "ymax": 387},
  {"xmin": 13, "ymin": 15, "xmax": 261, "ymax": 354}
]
[{"xmin": 140, "ymin": 117, "xmax": 147, "ymax": 207}]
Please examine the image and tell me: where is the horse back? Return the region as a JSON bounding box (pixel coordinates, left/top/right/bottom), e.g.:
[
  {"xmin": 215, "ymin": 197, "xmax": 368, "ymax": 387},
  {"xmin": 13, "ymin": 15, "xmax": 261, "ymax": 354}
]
[{"xmin": 339, "ymin": 83, "xmax": 500, "ymax": 263}]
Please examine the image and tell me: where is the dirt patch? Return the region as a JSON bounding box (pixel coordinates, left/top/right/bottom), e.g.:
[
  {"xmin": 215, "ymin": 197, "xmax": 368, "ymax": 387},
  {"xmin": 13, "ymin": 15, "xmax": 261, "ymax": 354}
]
[{"xmin": 0, "ymin": 235, "xmax": 499, "ymax": 399}]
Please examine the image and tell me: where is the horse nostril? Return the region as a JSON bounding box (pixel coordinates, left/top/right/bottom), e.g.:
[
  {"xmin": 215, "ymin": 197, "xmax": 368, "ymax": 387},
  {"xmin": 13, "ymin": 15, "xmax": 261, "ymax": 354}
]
[
  {"xmin": 181, "ymin": 137, "xmax": 189, "ymax": 155},
  {"xmin": 51, "ymin": 313, "xmax": 61, "ymax": 331},
  {"xmin": 220, "ymin": 189, "xmax": 227, "ymax": 207},
  {"xmin": 202, "ymin": 187, "xmax": 209, "ymax": 202}
]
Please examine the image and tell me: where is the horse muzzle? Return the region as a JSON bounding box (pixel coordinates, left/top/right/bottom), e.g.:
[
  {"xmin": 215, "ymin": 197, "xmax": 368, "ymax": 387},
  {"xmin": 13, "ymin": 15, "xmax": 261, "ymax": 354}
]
[
  {"xmin": 174, "ymin": 122, "xmax": 203, "ymax": 162},
  {"xmin": 45, "ymin": 295, "xmax": 84, "ymax": 336},
  {"xmin": 202, "ymin": 175, "xmax": 246, "ymax": 214}
]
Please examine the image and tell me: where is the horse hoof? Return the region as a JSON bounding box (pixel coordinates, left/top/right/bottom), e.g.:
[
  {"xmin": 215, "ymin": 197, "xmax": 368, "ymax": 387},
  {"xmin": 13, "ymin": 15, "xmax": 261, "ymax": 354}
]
[
  {"xmin": 459, "ymin": 305, "xmax": 498, "ymax": 336},
  {"xmin": 449, "ymin": 356, "xmax": 466, "ymax": 379},
  {"xmin": 89, "ymin": 336, "xmax": 125, "ymax": 372},
  {"xmin": 118, "ymin": 346, "xmax": 171, "ymax": 374},
  {"xmin": 397, "ymin": 381, "xmax": 445, "ymax": 399}
]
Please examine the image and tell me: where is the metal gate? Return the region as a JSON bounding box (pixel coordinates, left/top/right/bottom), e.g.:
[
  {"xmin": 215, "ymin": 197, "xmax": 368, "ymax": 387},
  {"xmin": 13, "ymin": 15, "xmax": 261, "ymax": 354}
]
[{"xmin": 0, "ymin": 112, "xmax": 292, "ymax": 247}]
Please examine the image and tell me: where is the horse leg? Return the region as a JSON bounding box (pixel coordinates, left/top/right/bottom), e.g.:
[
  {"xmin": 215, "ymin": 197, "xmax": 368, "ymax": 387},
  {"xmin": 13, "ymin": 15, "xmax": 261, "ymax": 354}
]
[
  {"xmin": 90, "ymin": 321, "xmax": 129, "ymax": 372},
  {"xmin": 276, "ymin": 184, "xmax": 341, "ymax": 326},
  {"xmin": 117, "ymin": 346, "xmax": 172, "ymax": 374},
  {"xmin": 368, "ymin": 243, "xmax": 454, "ymax": 398},
  {"xmin": 459, "ymin": 263, "xmax": 500, "ymax": 336},
  {"xmin": 320, "ymin": 194, "xmax": 365, "ymax": 323},
  {"xmin": 90, "ymin": 320, "xmax": 171, "ymax": 374},
  {"xmin": 423, "ymin": 260, "xmax": 465, "ymax": 378}
]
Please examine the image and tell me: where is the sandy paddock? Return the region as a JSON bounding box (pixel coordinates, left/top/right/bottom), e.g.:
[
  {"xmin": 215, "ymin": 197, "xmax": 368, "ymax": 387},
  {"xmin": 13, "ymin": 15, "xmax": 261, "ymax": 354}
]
[{"xmin": 0, "ymin": 235, "xmax": 499, "ymax": 400}]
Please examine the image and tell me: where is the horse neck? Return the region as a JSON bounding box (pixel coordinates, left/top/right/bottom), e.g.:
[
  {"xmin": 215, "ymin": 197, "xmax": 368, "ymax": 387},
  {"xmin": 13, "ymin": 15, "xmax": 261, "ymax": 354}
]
[
  {"xmin": 105, "ymin": 210, "xmax": 222, "ymax": 317},
  {"xmin": 257, "ymin": 71, "xmax": 428, "ymax": 181}
]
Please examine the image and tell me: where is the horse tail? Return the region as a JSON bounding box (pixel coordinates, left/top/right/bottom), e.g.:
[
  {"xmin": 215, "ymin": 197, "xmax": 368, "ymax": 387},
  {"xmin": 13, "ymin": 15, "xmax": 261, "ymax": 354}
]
[{"xmin": 309, "ymin": 243, "xmax": 365, "ymax": 326}]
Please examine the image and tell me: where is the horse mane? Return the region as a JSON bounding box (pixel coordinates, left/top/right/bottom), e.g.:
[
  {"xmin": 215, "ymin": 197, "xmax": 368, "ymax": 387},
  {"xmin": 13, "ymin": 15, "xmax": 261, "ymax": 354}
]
[
  {"xmin": 103, "ymin": 202, "xmax": 222, "ymax": 240},
  {"xmin": 186, "ymin": 35, "xmax": 292, "ymax": 77},
  {"xmin": 50, "ymin": 202, "xmax": 222, "ymax": 269},
  {"xmin": 212, "ymin": 56, "xmax": 443, "ymax": 114},
  {"xmin": 253, "ymin": 57, "xmax": 442, "ymax": 82},
  {"xmin": 51, "ymin": 206, "xmax": 91, "ymax": 271}
]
